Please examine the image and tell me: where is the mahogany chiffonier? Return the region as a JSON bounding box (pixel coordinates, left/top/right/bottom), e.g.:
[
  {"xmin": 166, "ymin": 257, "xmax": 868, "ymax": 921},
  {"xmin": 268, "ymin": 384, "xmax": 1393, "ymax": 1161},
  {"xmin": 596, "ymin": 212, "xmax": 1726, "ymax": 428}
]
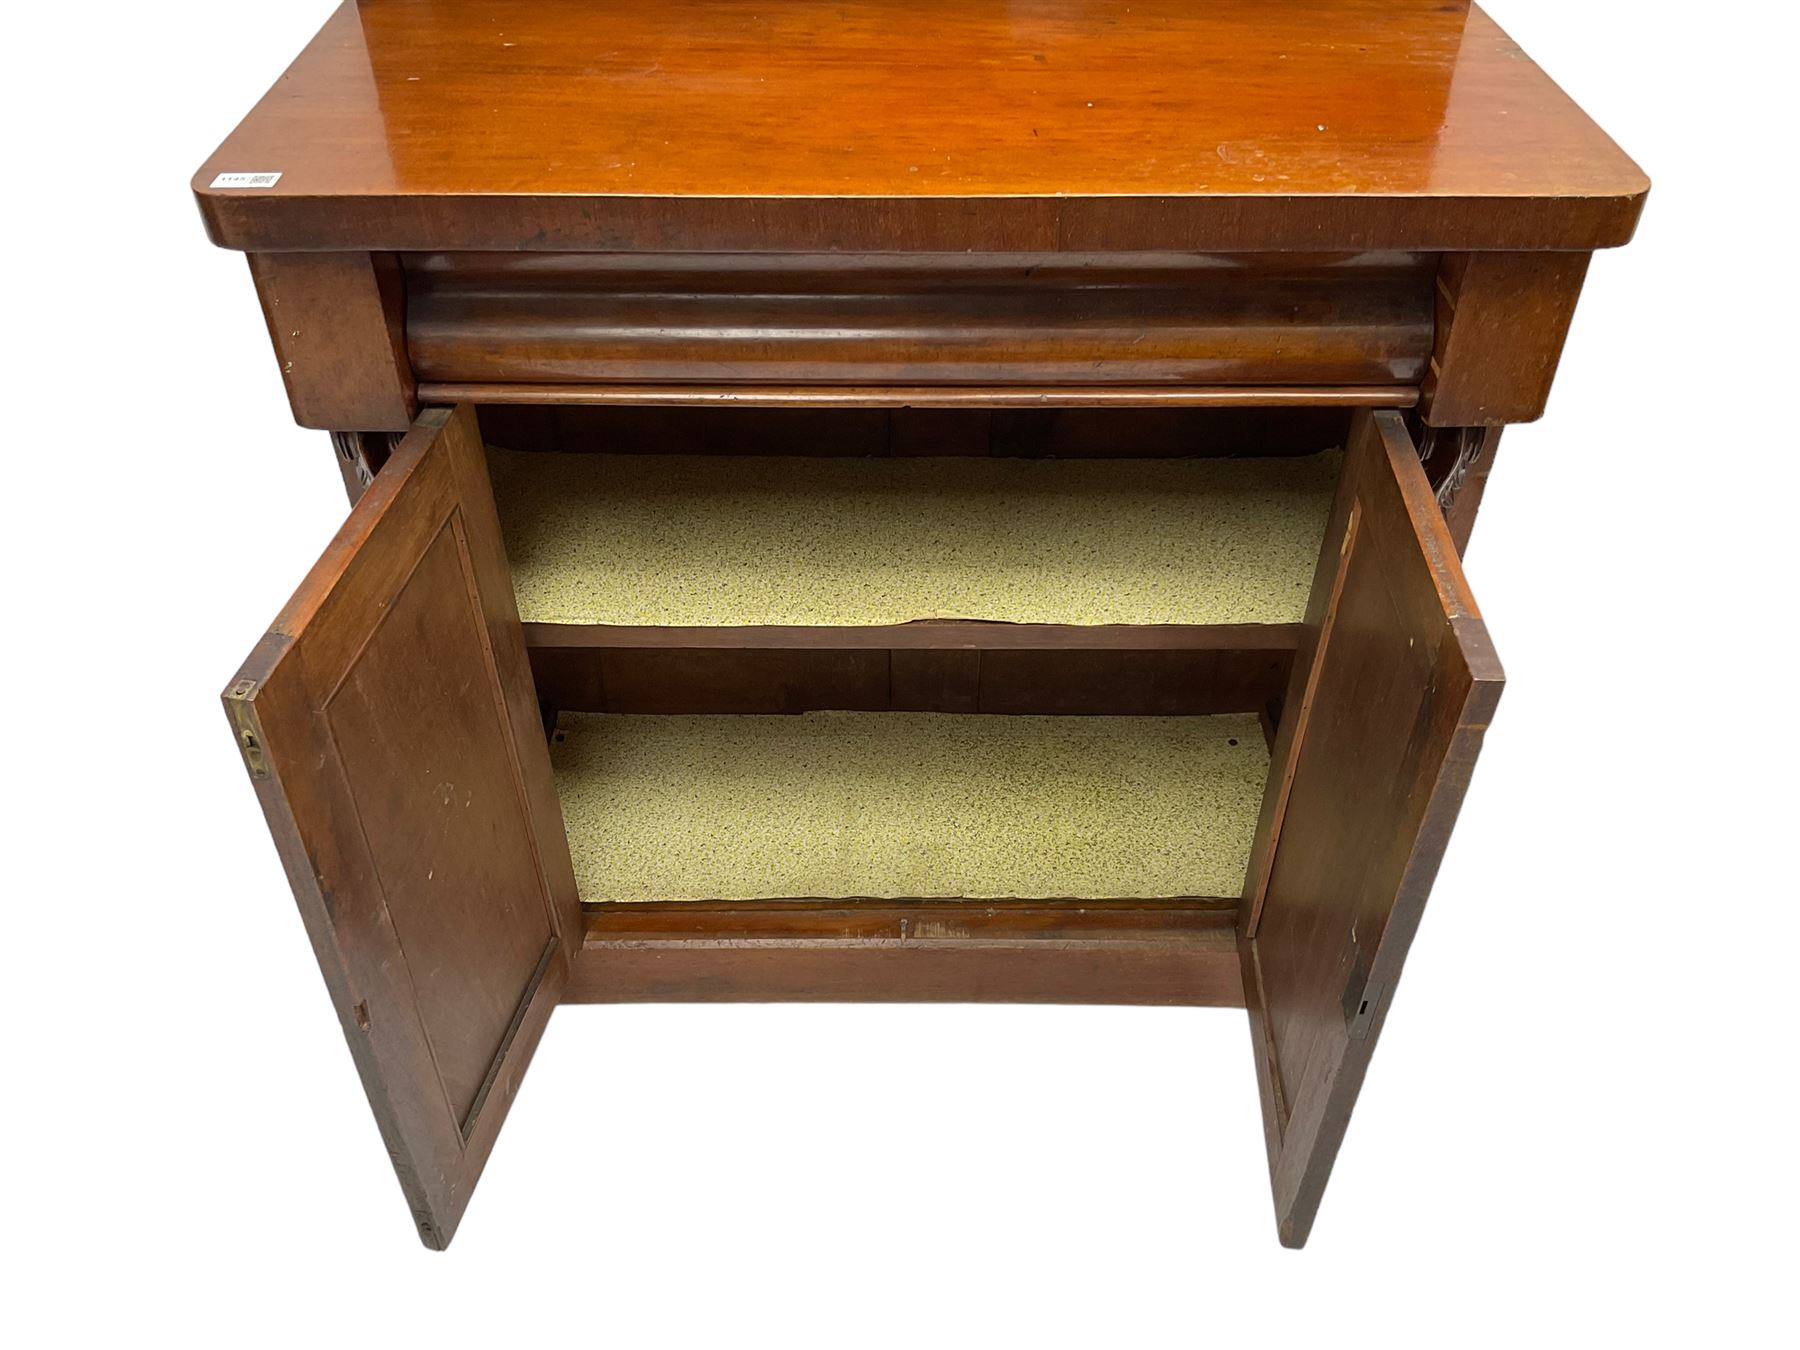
[{"xmin": 197, "ymin": 0, "xmax": 1645, "ymax": 1248}]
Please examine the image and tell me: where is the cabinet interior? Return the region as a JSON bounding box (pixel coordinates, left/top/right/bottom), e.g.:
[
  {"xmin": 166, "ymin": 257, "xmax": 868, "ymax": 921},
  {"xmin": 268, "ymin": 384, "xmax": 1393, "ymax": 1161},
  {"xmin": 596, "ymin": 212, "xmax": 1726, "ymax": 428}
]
[
  {"xmin": 490, "ymin": 448, "xmax": 1335, "ymax": 628},
  {"xmin": 478, "ymin": 405, "xmax": 1350, "ymax": 907},
  {"xmin": 224, "ymin": 397, "xmax": 1498, "ymax": 1248}
]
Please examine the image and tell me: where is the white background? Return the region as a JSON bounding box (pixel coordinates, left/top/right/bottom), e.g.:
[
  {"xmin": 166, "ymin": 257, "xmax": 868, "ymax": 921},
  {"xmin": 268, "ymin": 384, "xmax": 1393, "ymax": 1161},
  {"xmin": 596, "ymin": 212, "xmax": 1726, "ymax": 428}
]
[{"xmin": 5, "ymin": 2, "xmax": 1795, "ymax": 1344}]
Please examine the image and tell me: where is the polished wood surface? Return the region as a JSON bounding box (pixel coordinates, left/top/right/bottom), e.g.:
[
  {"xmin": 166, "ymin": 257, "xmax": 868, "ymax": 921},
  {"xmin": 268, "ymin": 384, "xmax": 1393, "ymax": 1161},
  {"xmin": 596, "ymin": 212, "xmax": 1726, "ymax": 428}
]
[
  {"xmin": 222, "ymin": 406, "xmax": 582, "ymax": 1248},
  {"xmin": 1421, "ymin": 252, "xmax": 1593, "ymax": 425},
  {"xmin": 427, "ymin": 383, "xmax": 1420, "ymax": 409},
  {"xmin": 567, "ymin": 902, "xmax": 1245, "ymax": 1006},
  {"xmin": 1240, "ymin": 410, "xmax": 1503, "ymax": 1247},
  {"xmin": 248, "ymin": 253, "xmax": 415, "ymax": 430},
  {"xmin": 194, "ymin": 0, "xmax": 1647, "ymax": 254},
  {"xmin": 405, "ymin": 252, "xmax": 1434, "ymax": 388}
]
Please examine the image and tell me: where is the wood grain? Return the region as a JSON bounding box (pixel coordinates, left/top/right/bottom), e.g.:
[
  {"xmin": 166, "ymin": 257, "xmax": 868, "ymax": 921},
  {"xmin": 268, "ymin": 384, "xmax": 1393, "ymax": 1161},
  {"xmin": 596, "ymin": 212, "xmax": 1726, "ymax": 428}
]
[
  {"xmin": 246, "ymin": 252, "xmax": 414, "ymax": 431},
  {"xmin": 567, "ymin": 902, "xmax": 1244, "ymax": 1005},
  {"xmin": 1421, "ymin": 252, "xmax": 1593, "ymax": 425},
  {"xmin": 1240, "ymin": 409, "xmax": 1503, "ymax": 1247},
  {"xmin": 194, "ymin": 1, "xmax": 1646, "ymax": 254},
  {"xmin": 221, "ymin": 406, "xmax": 581, "ymax": 1249},
  {"xmin": 405, "ymin": 252, "xmax": 1433, "ymax": 388},
  {"xmin": 427, "ymin": 383, "xmax": 1420, "ymax": 410}
]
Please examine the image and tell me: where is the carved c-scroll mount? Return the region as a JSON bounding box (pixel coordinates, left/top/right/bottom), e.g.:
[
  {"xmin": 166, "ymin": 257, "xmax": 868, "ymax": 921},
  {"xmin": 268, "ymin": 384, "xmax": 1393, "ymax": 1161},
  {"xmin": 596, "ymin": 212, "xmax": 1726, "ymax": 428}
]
[
  {"xmin": 329, "ymin": 430, "xmax": 408, "ymax": 505},
  {"xmin": 1406, "ymin": 418, "xmax": 1494, "ymax": 517}
]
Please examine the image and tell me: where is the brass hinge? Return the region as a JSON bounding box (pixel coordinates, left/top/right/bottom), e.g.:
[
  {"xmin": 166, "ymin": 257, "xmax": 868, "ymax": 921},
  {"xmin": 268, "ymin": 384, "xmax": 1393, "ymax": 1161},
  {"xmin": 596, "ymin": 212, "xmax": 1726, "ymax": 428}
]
[{"xmin": 225, "ymin": 678, "xmax": 271, "ymax": 780}]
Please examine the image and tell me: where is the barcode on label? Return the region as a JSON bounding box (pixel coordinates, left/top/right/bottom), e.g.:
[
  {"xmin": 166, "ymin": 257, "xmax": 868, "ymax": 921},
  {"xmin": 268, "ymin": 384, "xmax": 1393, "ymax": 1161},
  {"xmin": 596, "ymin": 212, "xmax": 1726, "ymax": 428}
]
[{"xmin": 209, "ymin": 171, "xmax": 283, "ymax": 189}]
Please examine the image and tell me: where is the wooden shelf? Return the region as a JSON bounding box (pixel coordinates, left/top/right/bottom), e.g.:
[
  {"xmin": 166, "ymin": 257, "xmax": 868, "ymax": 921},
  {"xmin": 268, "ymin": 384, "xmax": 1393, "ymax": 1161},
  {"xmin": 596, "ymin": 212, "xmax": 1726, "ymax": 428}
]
[
  {"xmin": 493, "ymin": 448, "xmax": 1337, "ymax": 634},
  {"xmin": 550, "ymin": 710, "xmax": 1269, "ymax": 903}
]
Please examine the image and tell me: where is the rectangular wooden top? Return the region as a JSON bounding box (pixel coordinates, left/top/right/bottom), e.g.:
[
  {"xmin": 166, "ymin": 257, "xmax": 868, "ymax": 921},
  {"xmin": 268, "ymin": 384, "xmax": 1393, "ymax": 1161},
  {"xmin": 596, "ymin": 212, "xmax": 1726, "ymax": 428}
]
[{"xmin": 194, "ymin": 0, "xmax": 1647, "ymax": 254}]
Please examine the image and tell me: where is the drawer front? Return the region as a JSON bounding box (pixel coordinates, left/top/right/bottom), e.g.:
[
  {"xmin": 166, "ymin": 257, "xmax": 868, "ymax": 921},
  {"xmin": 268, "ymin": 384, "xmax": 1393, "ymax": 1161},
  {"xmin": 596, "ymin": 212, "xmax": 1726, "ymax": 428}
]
[{"xmin": 404, "ymin": 251, "xmax": 1435, "ymax": 389}]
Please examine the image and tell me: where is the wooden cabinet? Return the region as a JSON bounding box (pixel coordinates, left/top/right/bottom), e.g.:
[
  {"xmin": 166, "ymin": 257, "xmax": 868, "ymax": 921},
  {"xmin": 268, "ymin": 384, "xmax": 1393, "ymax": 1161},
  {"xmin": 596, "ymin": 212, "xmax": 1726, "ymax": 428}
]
[
  {"xmin": 199, "ymin": 0, "xmax": 1642, "ymax": 1249},
  {"xmin": 228, "ymin": 403, "xmax": 1497, "ymax": 1248}
]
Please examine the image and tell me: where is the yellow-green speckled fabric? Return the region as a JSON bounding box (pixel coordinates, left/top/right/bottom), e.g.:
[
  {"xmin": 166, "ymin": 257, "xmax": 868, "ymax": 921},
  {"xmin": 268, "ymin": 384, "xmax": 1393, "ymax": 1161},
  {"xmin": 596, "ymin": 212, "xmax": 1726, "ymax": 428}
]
[
  {"xmin": 491, "ymin": 450, "xmax": 1337, "ymax": 627},
  {"xmin": 552, "ymin": 712, "xmax": 1269, "ymax": 901}
]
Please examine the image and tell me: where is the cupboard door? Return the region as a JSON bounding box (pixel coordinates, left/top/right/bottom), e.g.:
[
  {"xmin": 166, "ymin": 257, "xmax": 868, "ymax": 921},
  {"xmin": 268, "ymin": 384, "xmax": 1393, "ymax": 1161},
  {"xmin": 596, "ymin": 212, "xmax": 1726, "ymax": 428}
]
[
  {"xmin": 222, "ymin": 405, "xmax": 581, "ymax": 1249},
  {"xmin": 1240, "ymin": 409, "xmax": 1504, "ymax": 1247}
]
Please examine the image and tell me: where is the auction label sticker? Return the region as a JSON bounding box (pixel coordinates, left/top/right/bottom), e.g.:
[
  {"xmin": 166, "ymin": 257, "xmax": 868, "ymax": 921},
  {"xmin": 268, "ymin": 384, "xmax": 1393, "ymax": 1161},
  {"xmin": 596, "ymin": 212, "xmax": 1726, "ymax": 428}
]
[{"xmin": 209, "ymin": 172, "xmax": 283, "ymax": 189}]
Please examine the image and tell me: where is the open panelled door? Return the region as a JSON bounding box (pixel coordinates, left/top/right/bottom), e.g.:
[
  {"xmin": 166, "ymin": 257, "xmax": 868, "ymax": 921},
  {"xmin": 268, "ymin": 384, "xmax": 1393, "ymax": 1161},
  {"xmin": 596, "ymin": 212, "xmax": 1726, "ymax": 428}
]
[
  {"xmin": 1240, "ymin": 409, "xmax": 1505, "ymax": 1248},
  {"xmin": 223, "ymin": 405, "xmax": 581, "ymax": 1249}
]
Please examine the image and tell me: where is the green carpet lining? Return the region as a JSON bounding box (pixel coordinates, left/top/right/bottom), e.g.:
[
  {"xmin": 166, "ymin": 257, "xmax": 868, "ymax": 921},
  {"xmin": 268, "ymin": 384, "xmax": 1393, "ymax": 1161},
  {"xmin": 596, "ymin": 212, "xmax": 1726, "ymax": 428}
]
[
  {"xmin": 552, "ymin": 712, "xmax": 1268, "ymax": 902},
  {"xmin": 492, "ymin": 450, "xmax": 1336, "ymax": 627}
]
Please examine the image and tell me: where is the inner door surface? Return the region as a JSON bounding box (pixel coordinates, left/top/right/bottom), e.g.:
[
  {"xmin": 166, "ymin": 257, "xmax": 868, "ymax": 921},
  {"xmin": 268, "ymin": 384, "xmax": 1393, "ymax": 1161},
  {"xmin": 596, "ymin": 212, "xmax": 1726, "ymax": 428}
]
[
  {"xmin": 1242, "ymin": 409, "xmax": 1505, "ymax": 1247},
  {"xmin": 223, "ymin": 404, "xmax": 581, "ymax": 1248}
]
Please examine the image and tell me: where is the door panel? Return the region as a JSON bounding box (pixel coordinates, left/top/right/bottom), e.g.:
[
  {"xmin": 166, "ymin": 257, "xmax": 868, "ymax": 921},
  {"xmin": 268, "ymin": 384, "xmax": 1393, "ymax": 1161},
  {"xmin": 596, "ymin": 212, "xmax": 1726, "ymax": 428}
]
[
  {"xmin": 1241, "ymin": 409, "xmax": 1504, "ymax": 1247},
  {"xmin": 223, "ymin": 404, "xmax": 580, "ymax": 1248}
]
